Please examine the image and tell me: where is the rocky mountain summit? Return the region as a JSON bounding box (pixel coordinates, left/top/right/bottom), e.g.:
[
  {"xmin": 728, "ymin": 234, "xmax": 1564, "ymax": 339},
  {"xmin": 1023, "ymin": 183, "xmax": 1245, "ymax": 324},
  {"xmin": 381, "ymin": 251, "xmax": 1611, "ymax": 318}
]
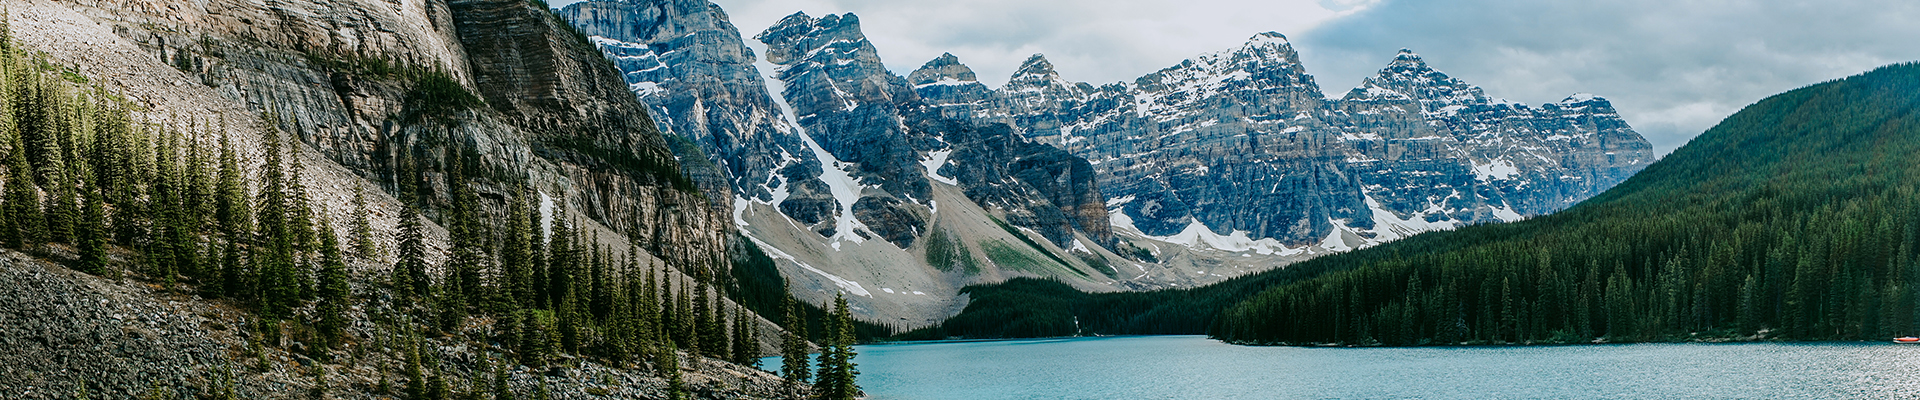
[
  {"xmin": 559, "ymin": 1, "xmax": 1651, "ymax": 321},
  {"xmin": 563, "ymin": 2, "xmax": 1125, "ymax": 323},
  {"xmin": 921, "ymin": 34, "xmax": 1654, "ymax": 252}
]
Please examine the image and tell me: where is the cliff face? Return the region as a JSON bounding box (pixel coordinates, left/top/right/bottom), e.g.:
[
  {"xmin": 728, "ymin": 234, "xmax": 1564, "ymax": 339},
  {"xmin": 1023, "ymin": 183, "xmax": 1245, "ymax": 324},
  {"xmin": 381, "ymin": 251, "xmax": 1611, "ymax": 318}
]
[
  {"xmin": 0, "ymin": 0, "xmax": 780, "ymax": 396},
  {"xmin": 941, "ymin": 35, "xmax": 1654, "ymax": 250},
  {"xmin": 559, "ymin": 3, "xmax": 1124, "ymax": 323},
  {"xmin": 63, "ymin": 0, "xmax": 729, "ymax": 270}
]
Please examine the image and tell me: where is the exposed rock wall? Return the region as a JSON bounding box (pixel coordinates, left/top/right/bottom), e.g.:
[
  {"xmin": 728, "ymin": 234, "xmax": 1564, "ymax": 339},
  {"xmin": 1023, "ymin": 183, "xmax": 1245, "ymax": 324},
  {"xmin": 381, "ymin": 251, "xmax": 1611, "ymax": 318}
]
[{"xmin": 936, "ymin": 34, "xmax": 1655, "ymax": 248}]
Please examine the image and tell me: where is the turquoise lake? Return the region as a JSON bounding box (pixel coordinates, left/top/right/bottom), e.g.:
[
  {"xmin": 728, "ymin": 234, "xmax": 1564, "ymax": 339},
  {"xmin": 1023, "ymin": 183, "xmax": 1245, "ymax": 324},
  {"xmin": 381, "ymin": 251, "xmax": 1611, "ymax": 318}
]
[{"xmin": 765, "ymin": 335, "xmax": 1920, "ymax": 399}]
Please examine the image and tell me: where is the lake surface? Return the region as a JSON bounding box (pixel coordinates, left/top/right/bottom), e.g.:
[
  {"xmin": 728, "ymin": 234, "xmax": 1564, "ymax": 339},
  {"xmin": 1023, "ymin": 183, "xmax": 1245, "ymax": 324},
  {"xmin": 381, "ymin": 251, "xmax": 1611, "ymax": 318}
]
[{"xmin": 765, "ymin": 335, "xmax": 1920, "ymax": 399}]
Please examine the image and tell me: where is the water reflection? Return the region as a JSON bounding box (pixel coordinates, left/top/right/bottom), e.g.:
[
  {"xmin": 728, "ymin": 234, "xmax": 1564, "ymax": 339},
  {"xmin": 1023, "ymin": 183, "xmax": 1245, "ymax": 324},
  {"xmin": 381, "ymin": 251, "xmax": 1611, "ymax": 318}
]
[{"xmin": 764, "ymin": 336, "xmax": 1920, "ymax": 399}]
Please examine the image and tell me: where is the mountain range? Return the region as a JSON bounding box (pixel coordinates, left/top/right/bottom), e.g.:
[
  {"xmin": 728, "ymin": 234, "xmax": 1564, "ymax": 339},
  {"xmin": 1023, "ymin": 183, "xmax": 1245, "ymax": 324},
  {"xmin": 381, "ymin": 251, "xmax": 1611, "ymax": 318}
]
[{"xmin": 558, "ymin": 0, "xmax": 1654, "ymax": 324}]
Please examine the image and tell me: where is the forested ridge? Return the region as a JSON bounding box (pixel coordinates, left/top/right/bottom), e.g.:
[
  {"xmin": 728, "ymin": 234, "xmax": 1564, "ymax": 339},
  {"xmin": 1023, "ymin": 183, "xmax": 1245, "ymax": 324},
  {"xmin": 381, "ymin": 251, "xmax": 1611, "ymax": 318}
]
[
  {"xmin": 906, "ymin": 62, "xmax": 1920, "ymax": 346},
  {"xmin": 0, "ymin": 15, "xmax": 869, "ymax": 398}
]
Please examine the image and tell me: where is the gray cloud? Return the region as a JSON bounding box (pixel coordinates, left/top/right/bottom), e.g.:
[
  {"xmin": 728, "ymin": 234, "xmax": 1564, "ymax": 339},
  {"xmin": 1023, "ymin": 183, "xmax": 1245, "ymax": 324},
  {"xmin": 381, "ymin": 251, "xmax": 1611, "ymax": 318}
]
[{"xmin": 555, "ymin": 0, "xmax": 1920, "ymax": 154}]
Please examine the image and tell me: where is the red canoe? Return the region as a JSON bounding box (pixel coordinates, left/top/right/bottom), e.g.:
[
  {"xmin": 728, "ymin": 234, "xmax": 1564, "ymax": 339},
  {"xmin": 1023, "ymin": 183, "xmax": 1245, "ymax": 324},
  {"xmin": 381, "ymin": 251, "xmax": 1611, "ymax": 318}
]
[{"xmin": 1894, "ymin": 337, "xmax": 1920, "ymax": 344}]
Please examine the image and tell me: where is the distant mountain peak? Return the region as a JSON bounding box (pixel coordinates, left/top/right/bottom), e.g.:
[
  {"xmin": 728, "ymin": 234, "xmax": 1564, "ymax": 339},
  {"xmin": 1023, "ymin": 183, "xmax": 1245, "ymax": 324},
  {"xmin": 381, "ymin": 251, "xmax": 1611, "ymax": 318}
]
[
  {"xmin": 909, "ymin": 52, "xmax": 979, "ymax": 87},
  {"xmin": 1015, "ymin": 53, "xmax": 1058, "ymax": 78}
]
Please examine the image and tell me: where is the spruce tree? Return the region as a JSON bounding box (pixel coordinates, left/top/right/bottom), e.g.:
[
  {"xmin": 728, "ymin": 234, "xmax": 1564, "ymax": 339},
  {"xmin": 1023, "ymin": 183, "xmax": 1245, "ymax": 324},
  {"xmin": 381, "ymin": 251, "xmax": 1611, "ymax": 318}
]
[
  {"xmin": 349, "ymin": 186, "xmax": 378, "ymax": 260},
  {"xmin": 3, "ymin": 139, "xmax": 44, "ymax": 250},
  {"xmin": 731, "ymin": 303, "xmax": 751, "ymax": 365},
  {"xmin": 76, "ymin": 186, "xmax": 107, "ymax": 275},
  {"xmin": 501, "ymin": 191, "xmax": 531, "ymax": 312},
  {"xmin": 591, "ymin": 243, "xmax": 612, "ymax": 323},
  {"xmin": 640, "ymin": 263, "xmax": 659, "ymax": 349},
  {"xmin": 394, "ymin": 201, "xmax": 428, "ymax": 300},
  {"xmin": 406, "ymin": 337, "xmax": 428, "ymax": 400},
  {"xmin": 813, "ymin": 294, "xmax": 860, "ymax": 400},
  {"xmin": 527, "ymin": 199, "xmax": 548, "ymax": 310},
  {"xmin": 678, "ymin": 279, "xmax": 695, "ymax": 351},
  {"xmin": 43, "ymin": 169, "xmax": 73, "ymax": 244},
  {"xmin": 660, "ymin": 338, "xmax": 687, "ymax": 400},
  {"xmin": 491, "ymin": 356, "xmax": 515, "ymax": 400},
  {"xmin": 780, "ymin": 294, "xmax": 811, "ymax": 386},
  {"xmin": 316, "ymin": 219, "xmax": 350, "ymax": 351},
  {"xmin": 213, "ymin": 129, "xmax": 251, "ymax": 241},
  {"xmin": 546, "ymin": 216, "xmax": 572, "ymax": 312},
  {"xmin": 695, "ymin": 281, "xmax": 720, "ymax": 358},
  {"xmin": 558, "ymin": 287, "xmax": 580, "ymax": 355}
]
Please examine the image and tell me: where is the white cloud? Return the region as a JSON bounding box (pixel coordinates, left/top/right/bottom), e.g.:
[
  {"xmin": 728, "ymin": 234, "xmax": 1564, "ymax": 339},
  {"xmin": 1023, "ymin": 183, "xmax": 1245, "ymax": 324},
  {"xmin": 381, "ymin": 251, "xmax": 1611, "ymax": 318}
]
[{"xmin": 693, "ymin": 0, "xmax": 1351, "ymax": 88}]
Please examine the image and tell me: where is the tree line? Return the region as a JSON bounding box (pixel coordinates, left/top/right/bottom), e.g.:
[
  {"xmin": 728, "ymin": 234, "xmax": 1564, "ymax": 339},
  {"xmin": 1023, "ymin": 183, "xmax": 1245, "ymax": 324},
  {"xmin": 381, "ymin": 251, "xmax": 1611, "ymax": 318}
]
[
  {"xmin": 0, "ymin": 17, "xmax": 869, "ymax": 399},
  {"xmin": 1213, "ymin": 62, "xmax": 1920, "ymax": 345}
]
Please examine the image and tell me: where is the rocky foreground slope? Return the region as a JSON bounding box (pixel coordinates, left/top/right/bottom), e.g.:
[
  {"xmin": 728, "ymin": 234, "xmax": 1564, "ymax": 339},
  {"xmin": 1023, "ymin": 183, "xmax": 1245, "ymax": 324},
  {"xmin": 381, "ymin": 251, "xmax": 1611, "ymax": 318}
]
[
  {"xmin": 0, "ymin": 0, "xmax": 798, "ymax": 397},
  {"xmin": 0, "ymin": 250, "xmax": 788, "ymax": 399}
]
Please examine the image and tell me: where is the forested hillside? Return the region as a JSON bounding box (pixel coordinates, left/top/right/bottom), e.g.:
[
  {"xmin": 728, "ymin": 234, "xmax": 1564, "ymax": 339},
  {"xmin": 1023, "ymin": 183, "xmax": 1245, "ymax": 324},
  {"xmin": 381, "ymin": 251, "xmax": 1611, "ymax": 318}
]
[
  {"xmin": 1214, "ymin": 62, "xmax": 1920, "ymax": 345},
  {"xmin": 0, "ymin": 4, "xmax": 878, "ymax": 396},
  {"xmin": 905, "ymin": 62, "xmax": 1920, "ymax": 344}
]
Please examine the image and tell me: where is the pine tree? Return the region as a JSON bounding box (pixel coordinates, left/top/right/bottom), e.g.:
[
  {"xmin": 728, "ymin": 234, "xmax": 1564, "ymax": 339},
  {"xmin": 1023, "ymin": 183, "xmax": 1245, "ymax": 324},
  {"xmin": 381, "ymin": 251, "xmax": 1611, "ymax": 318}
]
[
  {"xmin": 780, "ymin": 293, "xmax": 811, "ymax": 387},
  {"xmin": 3, "ymin": 139, "xmax": 44, "ymax": 250},
  {"xmin": 546, "ymin": 216, "xmax": 572, "ymax": 312},
  {"xmin": 350, "ymin": 186, "xmax": 379, "ymax": 260},
  {"xmin": 678, "ymin": 279, "xmax": 695, "ymax": 351},
  {"xmin": 528, "ymin": 200, "xmax": 548, "ymax": 310},
  {"xmin": 316, "ymin": 219, "xmax": 350, "ymax": 351},
  {"xmin": 660, "ymin": 340, "xmax": 687, "ymax": 400},
  {"xmin": 590, "ymin": 243, "xmax": 612, "ymax": 323},
  {"xmin": 501, "ymin": 191, "xmax": 531, "ymax": 312},
  {"xmin": 491, "ymin": 356, "xmax": 515, "ymax": 400},
  {"xmin": 76, "ymin": 186, "xmax": 107, "ymax": 275},
  {"xmin": 406, "ymin": 337, "xmax": 428, "ymax": 400},
  {"xmin": 394, "ymin": 201, "xmax": 428, "ymax": 300},
  {"xmin": 213, "ymin": 128, "xmax": 251, "ymax": 241},
  {"xmin": 813, "ymin": 294, "xmax": 859, "ymax": 400},
  {"xmin": 731, "ymin": 303, "xmax": 755, "ymax": 366}
]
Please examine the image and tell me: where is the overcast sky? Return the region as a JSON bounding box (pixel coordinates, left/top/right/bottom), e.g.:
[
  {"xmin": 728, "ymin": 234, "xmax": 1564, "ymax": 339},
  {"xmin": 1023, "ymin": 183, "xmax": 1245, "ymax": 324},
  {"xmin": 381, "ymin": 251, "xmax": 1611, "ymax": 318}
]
[{"xmin": 557, "ymin": 0, "xmax": 1920, "ymax": 154}]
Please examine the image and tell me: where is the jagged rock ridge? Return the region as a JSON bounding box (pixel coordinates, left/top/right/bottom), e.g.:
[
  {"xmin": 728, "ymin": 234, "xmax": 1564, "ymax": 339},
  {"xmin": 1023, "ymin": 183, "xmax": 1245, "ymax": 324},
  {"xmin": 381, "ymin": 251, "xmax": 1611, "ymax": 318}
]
[
  {"xmin": 921, "ymin": 34, "xmax": 1655, "ymax": 250},
  {"xmin": 560, "ymin": 2, "xmax": 1122, "ymax": 323}
]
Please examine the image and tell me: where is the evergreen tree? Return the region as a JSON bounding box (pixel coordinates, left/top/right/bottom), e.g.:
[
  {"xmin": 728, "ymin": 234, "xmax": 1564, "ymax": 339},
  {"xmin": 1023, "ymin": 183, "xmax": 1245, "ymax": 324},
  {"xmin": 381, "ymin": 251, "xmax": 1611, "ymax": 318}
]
[
  {"xmin": 316, "ymin": 219, "xmax": 350, "ymax": 351},
  {"xmin": 590, "ymin": 243, "xmax": 612, "ymax": 323},
  {"xmin": 350, "ymin": 186, "xmax": 379, "ymax": 260},
  {"xmin": 500, "ymin": 191, "xmax": 531, "ymax": 312},
  {"xmin": 491, "ymin": 356, "xmax": 515, "ymax": 400},
  {"xmin": 677, "ymin": 279, "xmax": 695, "ymax": 351},
  {"xmin": 813, "ymin": 294, "xmax": 859, "ymax": 400},
  {"xmin": 780, "ymin": 294, "xmax": 811, "ymax": 386},
  {"xmin": 213, "ymin": 129, "xmax": 251, "ymax": 241},
  {"xmin": 406, "ymin": 337, "xmax": 428, "ymax": 400},
  {"xmin": 731, "ymin": 303, "xmax": 755, "ymax": 366},
  {"xmin": 43, "ymin": 167, "xmax": 73, "ymax": 244},
  {"xmin": 694, "ymin": 275, "xmax": 715, "ymax": 357},
  {"xmin": 660, "ymin": 340, "xmax": 687, "ymax": 400},
  {"xmin": 528, "ymin": 201, "xmax": 548, "ymax": 310},
  {"xmin": 394, "ymin": 201, "xmax": 428, "ymax": 300},
  {"xmin": 76, "ymin": 186, "xmax": 107, "ymax": 275},
  {"xmin": 3, "ymin": 139, "xmax": 44, "ymax": 250}
]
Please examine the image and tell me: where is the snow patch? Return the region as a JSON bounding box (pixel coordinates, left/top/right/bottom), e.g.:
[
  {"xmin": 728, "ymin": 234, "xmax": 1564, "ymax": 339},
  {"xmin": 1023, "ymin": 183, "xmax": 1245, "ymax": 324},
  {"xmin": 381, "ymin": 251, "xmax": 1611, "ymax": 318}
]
[
  {"xmin": 742, "ymin": 234, "xmax": 872, "ymax": 297},
  {"xmin": 1472, "ymin": 159, "xmax": 1519, "ymax": 182},
  {"xmin": 754, "ymin": 42, "xmax": 871, "ymax": 250},
  {"xmin": 921, "ymin": 149, "xmax": 958, "ymax": 185},
  {"xmin": 1489, "ymin": 201, "xmax": 1525, "ymax": 222}
]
